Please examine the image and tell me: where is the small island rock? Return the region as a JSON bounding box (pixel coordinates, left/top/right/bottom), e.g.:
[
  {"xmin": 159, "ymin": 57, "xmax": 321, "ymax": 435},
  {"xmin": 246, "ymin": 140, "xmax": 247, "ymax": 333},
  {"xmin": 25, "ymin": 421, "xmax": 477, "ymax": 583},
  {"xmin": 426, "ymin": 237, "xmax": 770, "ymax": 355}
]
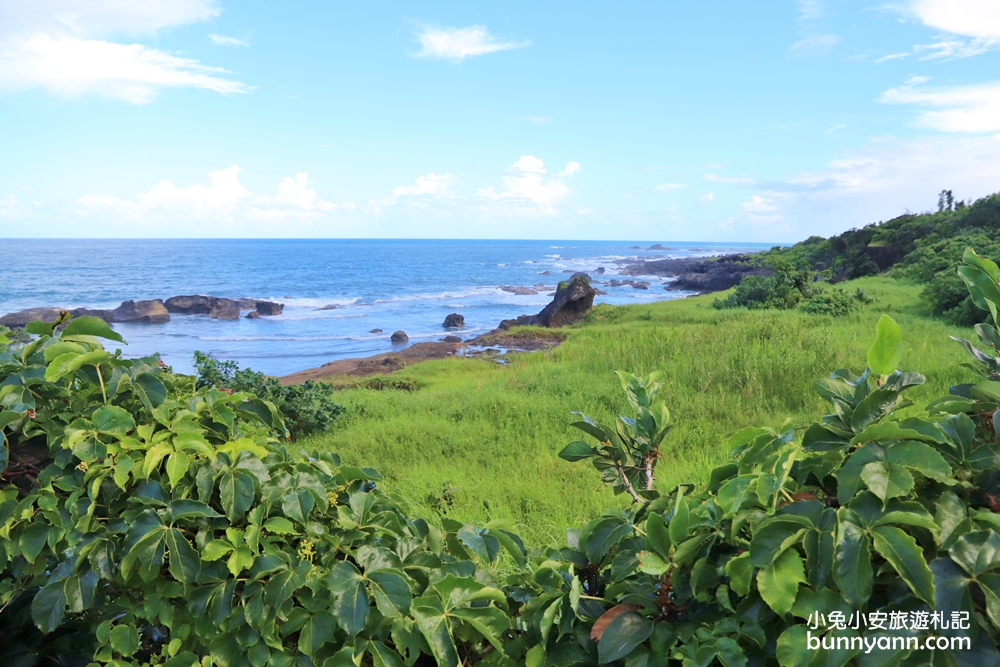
[
  {"xmin": 443, "ymin": 313, "xmax": 465, "ymax": 328},
  {"xmin": 113, "ymin": 300, "xmax": 170, "ymax": 324},
  {"xmin": 370, "ymin": 329, "xmax": 383, "ymax": 334},
  {"xmin": 442, "ymin": 335, "xmax": 462, "ymax": 343},
  {"xmin": 255, "ymin": 301, "xmax": 284, "ymax": 316},
  {"xmin": 390, "ymin": 331, "xmax": 409, "ymax": 344}
]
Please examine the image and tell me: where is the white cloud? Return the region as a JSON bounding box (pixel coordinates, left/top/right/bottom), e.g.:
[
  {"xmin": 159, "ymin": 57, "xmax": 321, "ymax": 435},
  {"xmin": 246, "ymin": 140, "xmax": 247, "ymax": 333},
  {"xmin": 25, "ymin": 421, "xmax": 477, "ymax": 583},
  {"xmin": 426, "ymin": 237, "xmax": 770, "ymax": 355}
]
[
  {"xmin": 392, "ymin": 173, "xmax": 453, "ymax": 198},
  {"xmin": 559, "ymin": 161, "xmax": 581, "ymax": 177},
  {"xmin": 704, "ymin": 173, "xmax": 756, "ymax": 185},
  {"xmin": 476, "ymin": 155, "xmax": 573, "ymax": 214},
  {"xmin": 796, "ymin": 0, "xmax": 825, "ymax": 20},
  {"xmin": 0, "ymin": 194, "xmax": 40, "ymax": 219},
  {"xmin": 653, "ymin": 183, "xmax": 684, "ymax": 191},
  {"xmin": 881, "ymin": 77, "xmax": 1000, "ymax": 133},
  {"xmin": 788, "ymin": 34, "xmax": 841, "ymax": 57},
  {"xmin": 698, "ymin": 192, "xmax": 715, "ymax": 203},
  {"xmin": 909, "ymin": 0, "xmax": 1000, "ymax": 40},
  {"xmin": 0, "ymin": 0, "xmax": 249, "ymax": 103},
  {"xmin": 741, "ymin": 195, "xmax": 777, "ymax": 213},
  {"xmin": 875, "ymin": 52, "xmax": 909, "ymax": 63},
  {"xmin": 209, "ymin": 34, "xmax": 248, "ymax": 47},
  {"xmin": 78, "ymin": 165, "xmax": 340, "ymax": 225},
  {"xmin": 415, "ymin": 25, "xmax": 528, "ymax": 60}
]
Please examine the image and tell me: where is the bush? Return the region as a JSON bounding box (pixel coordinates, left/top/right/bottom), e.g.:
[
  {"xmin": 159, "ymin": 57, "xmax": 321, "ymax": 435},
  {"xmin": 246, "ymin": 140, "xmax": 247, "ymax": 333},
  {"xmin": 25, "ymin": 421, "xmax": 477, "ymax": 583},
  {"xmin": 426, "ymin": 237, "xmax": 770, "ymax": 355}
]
[
  {"xmin": 194, "ymin": 351, "xmax": 343, "ymax": 440},
  {"xmin": 714, "ymin": 259, "xmax": 816, "ymax": 310},
  {"xmin": 800, "ymin": 288, "xmax": 869, "ymax": 317}
]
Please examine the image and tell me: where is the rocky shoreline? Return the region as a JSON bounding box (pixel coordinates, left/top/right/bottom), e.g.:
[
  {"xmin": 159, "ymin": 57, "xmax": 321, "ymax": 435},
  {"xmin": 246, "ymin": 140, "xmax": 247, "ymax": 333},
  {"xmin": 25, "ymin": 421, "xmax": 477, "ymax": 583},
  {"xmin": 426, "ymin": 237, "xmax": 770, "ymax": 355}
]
[
  {"xmin": 615, "ymin": 253, "xmax": 769, "ymax": 293},
  {"xmin": 0, "ymin": 294, "xmax": 285, "ymax": 328}
]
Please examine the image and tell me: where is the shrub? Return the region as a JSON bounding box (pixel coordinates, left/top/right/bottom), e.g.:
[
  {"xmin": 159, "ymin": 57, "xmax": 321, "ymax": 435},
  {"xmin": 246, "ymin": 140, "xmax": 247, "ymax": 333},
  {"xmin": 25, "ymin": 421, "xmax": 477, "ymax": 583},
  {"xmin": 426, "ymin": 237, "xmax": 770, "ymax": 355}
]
[
  {"xmin": 800, "ymin": 288, "xmax": 869, "ymax": 317},
  {"xmin": 0, "ymin": 315, "xmax": 523, "ymax": 667},
  {"xmin": 193, "ymin": 351, "xmax": 343, "ymax": 440},
  {"xmin": 714, "ymin": 259, "xmax": 816, "ymax": 311}
]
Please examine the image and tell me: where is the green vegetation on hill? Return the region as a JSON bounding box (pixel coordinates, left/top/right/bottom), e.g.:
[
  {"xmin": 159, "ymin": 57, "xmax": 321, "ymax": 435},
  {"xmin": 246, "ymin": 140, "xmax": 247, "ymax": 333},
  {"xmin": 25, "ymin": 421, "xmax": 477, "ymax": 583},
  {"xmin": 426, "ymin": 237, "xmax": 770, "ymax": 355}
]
[
  {"xmin": 761, "ymin": 190, "xmax": 1000, "ymax": 325},
  {"xmin": 306, "ymin": 276, "xmax": 976, "ymax": 546}
]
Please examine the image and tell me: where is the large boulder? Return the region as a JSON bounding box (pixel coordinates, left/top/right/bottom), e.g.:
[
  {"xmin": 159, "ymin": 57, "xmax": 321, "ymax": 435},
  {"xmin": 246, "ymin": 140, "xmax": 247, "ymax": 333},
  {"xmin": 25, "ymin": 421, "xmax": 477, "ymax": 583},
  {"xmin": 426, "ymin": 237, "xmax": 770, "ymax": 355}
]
[
  {"xmin": 255, "ymin": 301, "xmax": 284, "ymax": 316},
  {"xmin": 113, "ymin": 300, "xmax": 170, "ymax": 324},
  {"xmin": 164, "ymin": 295, "xmax": 219, "ymax": 314},
  {"xmin": 0, "ymin": 308, "xmax": 65, "ymax": 328},
  {"xmin": 70, "ymin": 308, "xmax": 115, "ymax": 323},
  {"xmin": 500, "ymin": 286, "xmax": 538, "ymax": 295},
  {"xmin": 443, "ymin": 313, "xmax": 465, "ymax": 328},
  {"xmin": 390, "ymin": 331, "xmax": 409, "ymax": 344},
  {"xmin": 209, "ymin": 304, "xmax": 241, "ymax": 320},
  {"xmin": 498, "ymin": 275, "xmax": 596, "ymax": 329}
]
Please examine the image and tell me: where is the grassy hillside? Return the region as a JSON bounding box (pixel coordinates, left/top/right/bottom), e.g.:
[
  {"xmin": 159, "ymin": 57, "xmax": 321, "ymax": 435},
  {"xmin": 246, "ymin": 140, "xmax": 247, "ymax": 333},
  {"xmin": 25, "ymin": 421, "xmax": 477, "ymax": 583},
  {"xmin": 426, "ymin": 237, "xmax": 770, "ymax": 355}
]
[{"xmin": 305, "ymin": 276, "xmax": 977, "ymax": 545}]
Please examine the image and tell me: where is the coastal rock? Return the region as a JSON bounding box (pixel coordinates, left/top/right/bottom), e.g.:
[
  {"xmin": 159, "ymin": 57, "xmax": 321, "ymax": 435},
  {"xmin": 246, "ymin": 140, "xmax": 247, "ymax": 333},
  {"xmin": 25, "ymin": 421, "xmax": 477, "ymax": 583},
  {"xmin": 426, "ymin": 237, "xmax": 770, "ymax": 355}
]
[
  {"xmin": 442, "ymin": 335, "xmax": 462, "ymax": 343},
  {"xmin": 629, "ymin": 245, "xmax": 641, "ymax": 250},
  {"xmin": 538, "ymin": 271, "xmax": 550, "ymax": 276},
  {"xmin": 164, "ymin": 295, "xmax": 223, "ymax": 314},
  {"xmin": 370, "ymin": 329, "xmax": 383, "ymax": 334},
  {"xmin": 618, "ymin": 254, "xmax": 770, "ymax": 293},
  {"xmin": 498, "ymin": 275, "xmax": 596, "ymax": 329},
  {"xmin": 0, "ymin": 307, "xmax": 65, "ymax": 328},
  {"xmin": 634, "ymin": 282, "xmax": 650, "ymax": 290},
  {"xmin": 443, "ymin": 313, "xmax": 465, "ymax": 328},
  {"xmin": 390, "ymin": 331, "xmax": 408, "ymax": 344},
  {"xmin": 113, "ymin": 300, "xmax": 170, "ymax": 324},
  {"xmin": 255, "ymin": 301, "xmax": 284, "ymax": 316},
  {"xmin": 568, "ymin": 272, "xmax": 591, "ymax": 283},
  {"xmin": 70, "ymin": 308, "xmax": 115, "ymax": 323},
  {"xmin": 648, "ymin": 244, "xmax": 668, "ymax": 250},
  {"xmin": 246, "ymin": 311, "xmax": 261, "ymax": 319},
  {"xmin": 209, "ymin": 304, "xmax": 241, "ymax": 320},
  {"xmin": 316, "ymin": 304, "xmax": 338, "ymax": 310},
  {"xmin": 500, "ymin": 285, "xmax": 538, "ymax": 295},
  {"xmin": 594, "ymin": 267, "xmax": 606, "ymax": 275},
  {"xmin": 235, "ymin": 298, "xmax": 259, "ymax": 310}
]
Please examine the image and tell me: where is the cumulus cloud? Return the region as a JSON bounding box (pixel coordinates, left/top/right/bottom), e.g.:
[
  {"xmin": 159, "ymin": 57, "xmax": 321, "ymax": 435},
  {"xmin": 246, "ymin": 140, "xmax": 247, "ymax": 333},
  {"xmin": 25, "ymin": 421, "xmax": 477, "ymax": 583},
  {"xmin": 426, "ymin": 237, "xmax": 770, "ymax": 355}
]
[
  {"xmin": 881, "ymin": 77, "xmax": 1000, "ymax": 133},
  {"xmin": 698, "ymin": 192, "xmax": 715, "ymax": 203},
  {"xmin": 77, "ymin": 165, "xmax": 339, "ymax": 225},
  {"xmin": 741, "ymin": 195, "xmax": 778, "ymax": 213},
  {"xmin": 209, "ymin": 34, "xmax": 248, "ymax": 47},
  {"xmin": 0, "ymin": 0, "xmax": 250, "ymax": 103},
  {"xmin": 476, "ymin": 155, "xmax": 574, "ymax": 214},
  {"xmin": 559, "ymin": 161, "xmax": 581, "ymax": 177},
  {"xmin": 787, "ymin": 34, "xmax": 840, "ymax": 57},
  {"xmin": 392, "ymin": 173, "xmax": 454, "ymax": 198},
  {"xmin": 909, "ymin": 0, "xmax": 1000, "ymax": 40},
  {"xmin": 414, "ymin": 25, "xmax": 528, "ymax": 61}
]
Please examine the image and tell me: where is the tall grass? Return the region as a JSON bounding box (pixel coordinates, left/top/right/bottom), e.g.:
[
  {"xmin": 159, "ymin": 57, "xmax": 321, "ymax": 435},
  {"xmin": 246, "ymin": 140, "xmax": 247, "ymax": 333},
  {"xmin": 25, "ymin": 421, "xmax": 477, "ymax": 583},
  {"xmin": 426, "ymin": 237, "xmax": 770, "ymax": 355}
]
[{"xmin": 304, "ymin": 277, "xmax": 976, "ymax": 545}]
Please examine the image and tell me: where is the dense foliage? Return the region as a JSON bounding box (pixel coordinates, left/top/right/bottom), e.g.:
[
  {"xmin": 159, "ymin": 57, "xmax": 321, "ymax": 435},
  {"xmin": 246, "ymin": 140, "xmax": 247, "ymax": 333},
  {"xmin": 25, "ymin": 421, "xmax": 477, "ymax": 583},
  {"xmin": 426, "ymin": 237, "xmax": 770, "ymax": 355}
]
[
  {"xmin": 193, "ymin": 352, "xmax": 343, "ymax": 440},
  {"xmin": 4, "ymin": 249, "xmax": 1000, "ymax": 666},
  {"xmin": 762, "ymin": 190, "xmax": 1000, "ymax": 325},
  {"xmin": 713, "ymin": 260, "xmax": 816, "ymax": 311},
  {"xmin": 800, "ymin": 289, "xmax": 872, "ymax": 317}
]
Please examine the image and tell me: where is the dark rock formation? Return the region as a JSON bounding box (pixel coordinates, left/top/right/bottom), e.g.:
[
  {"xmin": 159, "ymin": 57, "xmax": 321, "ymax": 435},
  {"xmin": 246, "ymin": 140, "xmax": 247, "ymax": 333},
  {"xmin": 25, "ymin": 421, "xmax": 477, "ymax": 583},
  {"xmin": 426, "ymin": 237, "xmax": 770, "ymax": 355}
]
[
  {"xmin": 254, "ymin": 301, "xmax": 284, "ymax": 316},
  {"xmin": 246, "ymin": 311, "xmax": 261, "ymax": 319},
  {"xmin": 370, "ymin": 329, "xmax": 383, "ymax": 334},
  {"xmin": 594, "ymin": 267, "xmax": 606, "ymax": 275},
  {"xmin": 113, "ymin": 300, "xmax": 170, "ymax": 324},
  {"xmin": 629, "ymin": 245, "xmax": 641, "ymax": 250},
  {"xmin": 443, "ymin": 313, "xmax": 465, "ymax": 328},
  {"xmin": 619, "ymin": 254, "xmax": 769, "ymax": 293},
  {"xmin": 442, "ymin": 335, "xmax": 462, "ymax": 343},
  {"xmin": 500, "ymin": 286, "xmax": 538, "ymax": 295},
  {"xmin": 538, "ymin": 271, "xmax": 550, "ymax": 276},
  {"xmin": 70, "ymin": 308, "xmax": 115, "ymax": 322},
  {"xmin": 390, "ymin": 331, "xmax": 408, "ymax": 344},
  {"xmin": 498, "ymin": 275, "xmax": 596, "ymax": 329},
  {"xmin": 164, "ymin": 295, "xmax": 224, "ymax": 314},
  {"xmin": 0, "ymin": 308, "xmax": 65, "ymax": 328},
  {"xmin": 316, "ymin": 305, "xmax": 338, "ymax": 310},
  {"xmin": 209, "ymin": 304, "xmax": 240, "ymax": 320},
  {"xmin": 648, "ymin": 244, "xmax": 668, "ymax": 250}
]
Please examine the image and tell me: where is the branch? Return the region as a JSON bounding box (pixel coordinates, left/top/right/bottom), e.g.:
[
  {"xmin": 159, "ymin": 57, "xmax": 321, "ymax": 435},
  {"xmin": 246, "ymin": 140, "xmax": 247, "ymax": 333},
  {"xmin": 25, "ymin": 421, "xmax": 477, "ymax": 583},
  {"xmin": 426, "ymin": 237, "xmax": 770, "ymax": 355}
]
[
  {"xmin": 644, "ymin": 452, "xmax": 656, "ymax": 491},
  {"xmin": 615, "ymin": 461, "xmax": 643, "ymax": 503}
]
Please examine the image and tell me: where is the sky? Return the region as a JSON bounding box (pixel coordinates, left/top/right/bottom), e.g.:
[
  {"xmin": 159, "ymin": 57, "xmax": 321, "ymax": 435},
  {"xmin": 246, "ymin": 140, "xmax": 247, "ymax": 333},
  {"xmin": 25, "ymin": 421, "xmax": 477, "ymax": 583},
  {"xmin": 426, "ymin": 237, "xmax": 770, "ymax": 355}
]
[{"xmin": 2, "ymin": 1, "xmax": 1000, "ymax": 242}]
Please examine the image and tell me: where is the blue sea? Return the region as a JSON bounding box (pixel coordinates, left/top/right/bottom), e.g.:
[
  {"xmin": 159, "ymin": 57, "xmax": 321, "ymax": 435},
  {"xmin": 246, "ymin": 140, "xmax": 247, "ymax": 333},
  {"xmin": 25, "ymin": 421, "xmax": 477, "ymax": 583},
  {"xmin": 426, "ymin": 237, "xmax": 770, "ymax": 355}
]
[{"xmin": 0, "ymin": 239, "xmax": 772, "ymax": 375}]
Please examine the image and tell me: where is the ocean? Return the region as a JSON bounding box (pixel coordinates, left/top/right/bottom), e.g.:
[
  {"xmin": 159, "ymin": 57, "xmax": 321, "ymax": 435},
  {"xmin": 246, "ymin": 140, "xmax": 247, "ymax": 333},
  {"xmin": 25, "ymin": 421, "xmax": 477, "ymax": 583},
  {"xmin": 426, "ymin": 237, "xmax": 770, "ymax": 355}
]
[{"xmin": 0, "ymin": 239, "xmax": 772, "ymax": 375}]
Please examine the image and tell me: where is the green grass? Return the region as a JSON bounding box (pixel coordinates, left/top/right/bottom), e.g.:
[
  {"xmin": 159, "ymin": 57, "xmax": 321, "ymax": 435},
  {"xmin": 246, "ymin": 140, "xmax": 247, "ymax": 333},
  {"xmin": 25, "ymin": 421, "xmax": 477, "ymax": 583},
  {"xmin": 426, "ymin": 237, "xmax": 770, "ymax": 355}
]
[{"xmin": 303, "ymin": 277, "xmax": 978, "ymax": 546}]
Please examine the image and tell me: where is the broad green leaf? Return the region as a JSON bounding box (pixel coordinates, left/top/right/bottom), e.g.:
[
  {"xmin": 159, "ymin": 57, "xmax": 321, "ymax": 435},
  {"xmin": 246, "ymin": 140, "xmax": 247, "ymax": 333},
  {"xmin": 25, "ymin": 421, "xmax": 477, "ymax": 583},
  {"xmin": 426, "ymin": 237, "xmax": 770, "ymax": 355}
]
[
  {"xmin": 166, "ymin": 451, "xmax": 190, "ymax": 489},
  {"xmin": 61, "ymin": 316, "xmax": 124, "ymax": 342},
  {"xmin": 726, "ymin": 552, "xmax": 753, "ymax": 597},
  {"xmin": 775, "ymin": 626, "xmax": 812, "ymax": 667},
  {"xmin": 329, "ymin": 562, "xmax": 369, "ymax": 636},
  {"xmin": 757, "ymin": 548, "xmax": 805, "ymax": 616},
  {"xmin": 368, "ymin": 570, "xmax": 412, "ymax": 616},
  {"xmin": 282, "ymin": 487, "xmax": 314, "ymax": 524},
  {"xmin": 31, "ymin": 580, "xmax": 67, "ymax": 634},
  {"xmin": 19, "ymin": 522, "xmax": 49, "ymax": 564},
  {"xmin": 134, "ymin": 372, "xmax": 167, "ymax": 408},
  {"xmin": 715, "ymin": 637, "xmax": 747, "ymax": 667},
  {"xmin": 220, "ymin": 470, "xmax": 255, "ymax": 522},
  {"xmin": 559, "ymin": 440, "xmax": 598, "ymax": 461},
  {"xmin": 668, "ymin": 490, "xmax": 689, "ymax": 546},
  {"xmin": 636, "ymin": 551, "xmax": 669, "ymax": 576},
  {"xmin": 871, "ymin": 525, "xmax": 935, "ymax": 604},
  {"xmin": 449, "ymin": 605, "xmax": 510, "ymax": 652},
  {"xmin": 209, "ymin": 631, "xmax": 242, "ymax": 667},
  {"xmin": 297, "ymin": 612, "xmax": 336, "ymax": 657},
  {"xmin": 833, "ymin": 520, "xmax": 872, "ymax": 608},
  {"xmin": 165, "ymin": 527, "xmax": 200, "ymax": 584},
  {"xmin": 949, "ymin": 530, "xmax": 1000, "ymax": 577},
  {"xmin": 45, "ymin": 349, "xmax": 110, "ymax": 382},
  {"xmin": 644, "ymin": 513, "xmax": 671, "ymax": 559},
  {"xmin": 368, "ymin": 640, "xmax": 407, "ymax": 667},
  {"xmin": 750, "ymin": 516, "xmax": 811, "ymax": 567},
  {"xmin": 263, "ymin": 517, "xmax": 296, "ymax": 534},
  {"xmin": 201, "ymin": 539, "xmax": 234, "ymax": 562},
  {"xmin": 411, "ymin": 596, "xmax": 459, "ymax": 667},
  {"xmin": 860, "ymin": 460, "xmax": 913, "ymax": 502},
  {"xmin": 92, "ymin": 405, "xmax": 136, "ymax": 435},
  {"xmin": 109, "ymin": 624, "xmax": 140, "ymax": 658},
  {"xmin": 867, "ymin": 315, "xmax": 902, "ymax": 376},
  {"xmin": 597, "ymin": 611, "xmax": 653, "ymax": 664},
  {"xmin": 227, "ymin": 546, "xmax": 255, "ymax": 576}
]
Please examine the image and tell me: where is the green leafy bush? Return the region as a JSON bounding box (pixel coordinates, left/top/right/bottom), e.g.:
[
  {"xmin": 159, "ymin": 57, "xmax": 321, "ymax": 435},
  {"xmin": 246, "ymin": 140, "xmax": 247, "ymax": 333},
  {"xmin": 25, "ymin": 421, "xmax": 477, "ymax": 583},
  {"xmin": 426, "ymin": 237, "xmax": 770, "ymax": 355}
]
[
  {"xmin": 800, "ymin": 288, "xmax": 870, "ymax": 317},
  {"xmin": 714, "ymin": 259, "xmax": 816, "ymax": 311},
  {"xmin": 0, "ymin": 316, "xmax": 522, "ymax": 667},
  {"xmin": 194, "ymin": 351, "xmax": 343, "ymax": 440}
]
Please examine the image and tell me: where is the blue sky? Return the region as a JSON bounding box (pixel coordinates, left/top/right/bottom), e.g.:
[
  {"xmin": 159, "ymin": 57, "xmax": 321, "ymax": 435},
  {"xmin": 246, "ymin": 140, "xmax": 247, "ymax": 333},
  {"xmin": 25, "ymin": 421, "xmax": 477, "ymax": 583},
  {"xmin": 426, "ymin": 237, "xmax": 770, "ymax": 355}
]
[{"xmin": 2, "ymin": 1, "xmax": 1000, "ymax": 242}]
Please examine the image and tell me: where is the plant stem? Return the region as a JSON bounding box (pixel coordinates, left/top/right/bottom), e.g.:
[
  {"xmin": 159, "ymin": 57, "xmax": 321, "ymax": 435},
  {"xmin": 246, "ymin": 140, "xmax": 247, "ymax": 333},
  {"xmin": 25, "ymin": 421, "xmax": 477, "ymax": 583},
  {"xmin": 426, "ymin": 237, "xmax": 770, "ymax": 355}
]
[
  {"xmin": 95, "ymin": 363, "xmax": 107, "ymax": 403},
  {"xmin": 644, "ymin": 452, "xmax": 656, "ymax": 491},
  {"xmin": 615, "ymin": 461, "xmax": 642, "ymax": 503}
]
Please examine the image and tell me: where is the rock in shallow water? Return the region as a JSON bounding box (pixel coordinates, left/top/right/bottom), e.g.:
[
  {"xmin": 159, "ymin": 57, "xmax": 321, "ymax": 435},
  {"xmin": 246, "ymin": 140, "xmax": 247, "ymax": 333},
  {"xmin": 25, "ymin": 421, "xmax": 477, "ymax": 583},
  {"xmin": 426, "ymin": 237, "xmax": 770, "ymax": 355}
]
[
  {"xmin": 443, "ymin": 313, "xmax": 465, "ymax": 328},
  {"xmin": 113, "ymin": 299, "xmax": 170, "ymax": 324},
  {"xmin": 390, "ymin": 331, "xmax": 408, "ymax": 343}
]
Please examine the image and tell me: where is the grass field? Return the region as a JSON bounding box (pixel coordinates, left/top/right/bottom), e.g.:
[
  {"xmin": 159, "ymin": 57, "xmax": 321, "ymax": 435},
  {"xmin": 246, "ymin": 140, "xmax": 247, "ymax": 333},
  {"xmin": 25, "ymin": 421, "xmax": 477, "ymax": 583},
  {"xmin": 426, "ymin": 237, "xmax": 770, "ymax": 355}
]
[{"xmin": 304, "ymin": 277, "xmax": 979, "ymax": 546}]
